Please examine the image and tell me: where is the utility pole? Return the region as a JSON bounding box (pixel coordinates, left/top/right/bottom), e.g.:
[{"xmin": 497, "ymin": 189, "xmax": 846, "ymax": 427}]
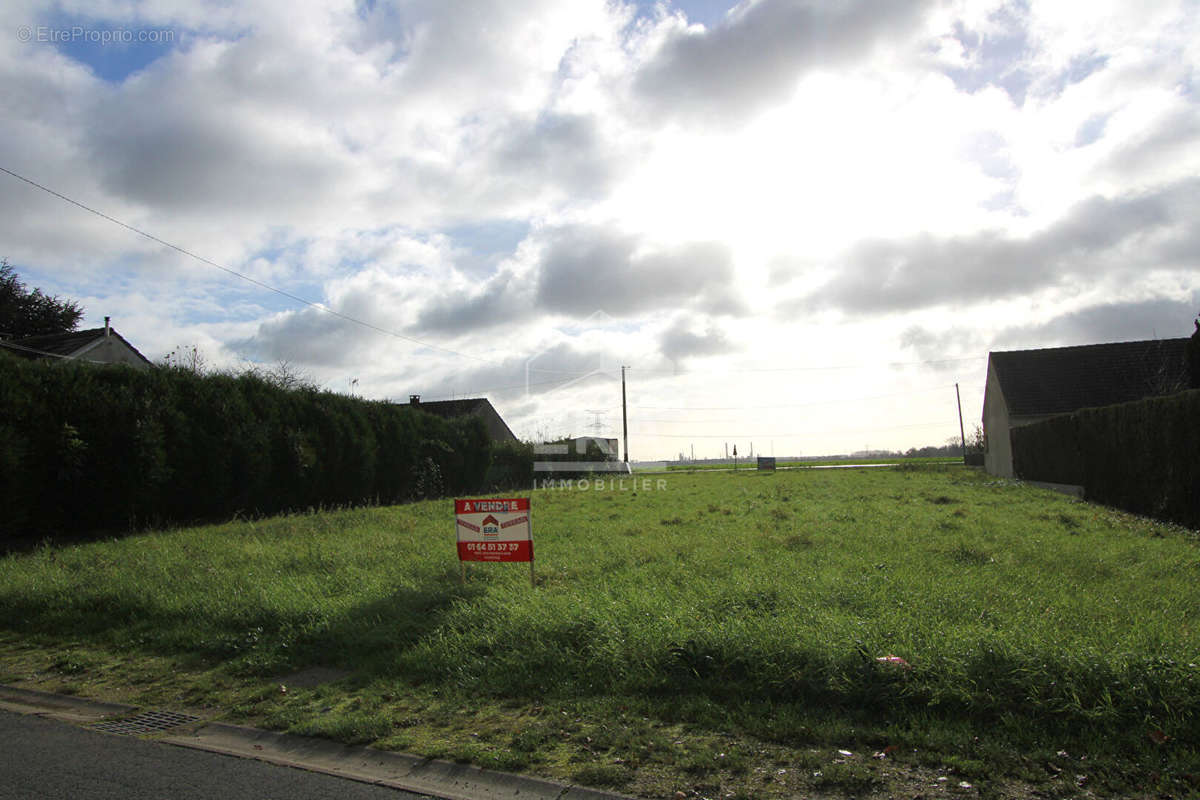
[
  {"xmin": 621, "ymin": 366, "xmax": 629, "ymax": 464},
  {"xmin": 955, "ymin": 382, "xmax": 967, "ymax": 462}
]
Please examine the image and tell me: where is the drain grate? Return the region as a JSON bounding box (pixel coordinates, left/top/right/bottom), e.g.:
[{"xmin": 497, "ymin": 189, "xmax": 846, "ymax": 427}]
[{"xmin": 91, "ymin": 710, "xmax": 199, "ymax": 736}]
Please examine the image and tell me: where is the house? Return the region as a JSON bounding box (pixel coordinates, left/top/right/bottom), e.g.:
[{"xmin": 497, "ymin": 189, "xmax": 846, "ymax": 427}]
[
  {"xmin": 1, "ymin": 317, "xmax": 152, "ymax": 370},
  {"xmin": 404, "ymin": 395, "xmax": 518, "ymax": 443},
  {"xmin": 982, "ymin": 337, "xmax": 1190, "ymax": 478}
]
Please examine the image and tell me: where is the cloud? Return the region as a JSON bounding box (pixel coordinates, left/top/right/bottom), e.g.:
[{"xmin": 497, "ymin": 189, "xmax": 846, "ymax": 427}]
[
  {"xmin": 634, "ymin": 0, "xmax": 934, "ymax": 122},
  {"xmin": 86, "ymin": 78, "xmax": 356, "ymax": 219},
  {"xmin": 533, "ymin": 226, "xmax": 744, "ymax": 317},
  {"xmin": 415, "ymin": 269, "xmax": 533, "ymax": 334},
  {"xmin": 992, "ymin": 292, "xmax": 1200, "ymax": 350},
  {"xmin": 795, "ymin": 179, "xmax": 1200, "ymax": 315},
  {"xmin": 898, "ymin": 324, "xmax": 985, "ymax": 368},
  {"xmin": 357, "ymin": 0, "xmax": 602, "ymax": 113},
  {"xmin": 1099, "ymin": 105, "xmax": 1200, "ymax": 184},
  {"xmin": 229, "ymin": 255, "xmax": 443, "ymax": 369},
  {"xmin": 487, "ymin": 112, "xmax": 623, "ymax": 204},
  {"xmin": 899, "ymin": 292, "xmax": 1199, "ymax": 375},
  {"xmin": 941, "ymin": 4, "xmax": 1034, "ymax": 106},
  {"xmin": 659, "ymin": 315, "xmax": 737, "ymax": 362}
]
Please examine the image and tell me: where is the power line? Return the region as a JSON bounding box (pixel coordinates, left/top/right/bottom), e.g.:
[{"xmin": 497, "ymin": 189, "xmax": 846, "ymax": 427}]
[
  {"xmin": 0, "ymin": 167, "xmax": 991, "ymax": 384},
  {"xmin": 0, "ymin": 166, "xmax": 508, "ymax": 366}
]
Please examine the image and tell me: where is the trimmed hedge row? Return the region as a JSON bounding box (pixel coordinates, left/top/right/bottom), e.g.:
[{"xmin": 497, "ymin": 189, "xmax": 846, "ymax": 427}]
[
  {"xmin": 0, "ymin": 354, "xmax": 501, "ymax": 541},
  {"xmin": 1012, "ymin": 389, "xmax": 1200, "ymax": 529}
]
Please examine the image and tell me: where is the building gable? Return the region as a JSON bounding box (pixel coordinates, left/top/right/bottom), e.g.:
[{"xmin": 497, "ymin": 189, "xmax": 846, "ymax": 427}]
[
  {"xmin": 402, "ymin": 396, "xmax": 518, "ymax": 443},
  {"xmin": 3, "ymin": 326, "xmax": 153, "ymax": 368}
]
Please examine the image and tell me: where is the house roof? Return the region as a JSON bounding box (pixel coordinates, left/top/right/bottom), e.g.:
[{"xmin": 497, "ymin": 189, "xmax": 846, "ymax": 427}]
[
  {"xmin": 989, "ymin": 337, "xmax": 1190, "ymax": 418},
  {"xmin": 3, "ymin": 327, "xmax": 153, "ymax": 366},
  {"xmin": 411, "ymin": 398, "xmax": 491, "ymax": 418},
  {"xmin": 403, "ymin": 397, "xmax": 518, "ymax": 441}
]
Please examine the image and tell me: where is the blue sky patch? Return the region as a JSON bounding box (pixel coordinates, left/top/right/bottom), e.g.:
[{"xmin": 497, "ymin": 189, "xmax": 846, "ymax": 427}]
[
  {"xmin": 37, "ymin": 10, "xmax": 180, "ymax": 83},
  {"xmin": 443, "ymin": 219, "xmax": 532, "ymax": 276},
  {"xmin": 632, "ymin": 0, "xmax": 736, "ymax": 28}
]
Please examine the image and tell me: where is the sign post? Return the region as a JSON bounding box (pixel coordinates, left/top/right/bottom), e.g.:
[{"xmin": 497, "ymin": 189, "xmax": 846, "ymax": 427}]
[{"xmin": 455, "ymin": 498, "xmax": 534, "ymax": 586}]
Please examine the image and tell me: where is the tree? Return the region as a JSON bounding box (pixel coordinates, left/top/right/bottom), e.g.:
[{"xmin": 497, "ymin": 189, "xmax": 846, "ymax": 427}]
[
  {"xmin": 0, "ymin": 259, "xmax": 84, "ymax": 338},
  {"xmin": 967, "ymin": 424, "xmax": 986, "ymax": 454},
  {"xmin": 161, "ymin": 344, "xmax": 210, "ymax": 375},
  {"xmin": 246, "ymin": 359, "xmax": 318, "ymax": 391}
]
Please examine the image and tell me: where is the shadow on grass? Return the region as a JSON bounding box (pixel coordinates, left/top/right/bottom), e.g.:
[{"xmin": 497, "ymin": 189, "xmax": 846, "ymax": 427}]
[{"xmin": 0, "ymin": 565, "xmax": 486, "ymax": 679}]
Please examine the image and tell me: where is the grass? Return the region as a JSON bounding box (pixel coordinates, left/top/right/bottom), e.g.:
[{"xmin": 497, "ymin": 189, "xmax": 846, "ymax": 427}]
[
  {"xmin": 2, "ymin": 466, "xmax": 1199, "ymax": 798},
  {"xmin": 660, "ymin": 456, "xmax": 963, "ymax": 471}
]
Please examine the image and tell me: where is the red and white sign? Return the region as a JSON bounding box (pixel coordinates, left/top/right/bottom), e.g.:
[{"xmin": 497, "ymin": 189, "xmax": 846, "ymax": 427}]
[{"xmin": 455, "ymin": 498, "xmax": 532, "ymax": 562}]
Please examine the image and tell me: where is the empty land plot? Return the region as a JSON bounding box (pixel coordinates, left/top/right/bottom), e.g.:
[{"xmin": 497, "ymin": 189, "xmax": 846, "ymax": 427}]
[{"xmin": 2, "ymin": 466, "xmax": 1197, "ymax": 798}]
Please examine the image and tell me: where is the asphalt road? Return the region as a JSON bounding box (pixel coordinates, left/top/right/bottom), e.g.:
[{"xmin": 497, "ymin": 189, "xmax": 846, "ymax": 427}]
[{"xmin": 0, "ymin": 710, "xmax": 432, "ymax": 800}]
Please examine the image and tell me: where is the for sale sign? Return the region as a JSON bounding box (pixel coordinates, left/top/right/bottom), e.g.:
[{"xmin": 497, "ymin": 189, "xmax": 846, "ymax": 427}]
[{"xmin": 455, "ymin": 498, "xmax": 533, "ymax": 562}]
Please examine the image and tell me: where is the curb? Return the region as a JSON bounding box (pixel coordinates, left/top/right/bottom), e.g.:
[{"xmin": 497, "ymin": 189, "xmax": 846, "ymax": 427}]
[
  {"xmin": 0, "ymin": 685, "xmax": 135, "ymax": 723},
  {"xmin": 0, "ymin": 685, "xmax": 637, "ymax": 800}
]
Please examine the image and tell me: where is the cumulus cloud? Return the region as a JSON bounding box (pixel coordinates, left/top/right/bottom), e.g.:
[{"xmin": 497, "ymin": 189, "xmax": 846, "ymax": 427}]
[
  {"xmin": 796, "ymin": 179, "xmax": 1200, "ymax": 315},
  {"xmin": 899, "ymin": 324, "xmax": 982, "ymax": 365},
  {"xmin": 486, "ymin": 112, "xmax": 623, "ymax": 204},
  {"xmin": 415, "ymin": 269, "xmax": 533, "ymax": 334},
  {"xmin": 534, "ymin": 226, "xmax": 744, "ymax": 317},
  {"xmin": 992, "ymin": 293, "xmax": 1200, "ymax": 350},
  {"xmin": 659, "ymin": 315, "xmax": 737, "ymax": 362},
  {"xmin": 1099, "ymin": 105, "xmax": 1200, "ymax": 185},
  {"xmin": 634, "ymin": 0, "xmax": 934, "ymax": 122},
  {"xmin": 900, "ymin": 293, "xmax": 1199, "ymax": 372}
]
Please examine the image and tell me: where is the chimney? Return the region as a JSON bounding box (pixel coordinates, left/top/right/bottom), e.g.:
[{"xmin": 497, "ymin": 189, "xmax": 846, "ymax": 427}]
[
  {"xmin": 104, "ymin": 316, "xmax": 111, "ymax": 338},
  {"xmin": 409, "ymin": 394, "xmax": 420, "ymax": 405}
]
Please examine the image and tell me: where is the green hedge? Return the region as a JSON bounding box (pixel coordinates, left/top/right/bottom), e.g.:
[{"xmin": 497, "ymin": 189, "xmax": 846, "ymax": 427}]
[
  {"xmin": 1012, "ymin": 389, "xmax": 1200, "ymax": 529},
  {"xmin": 0, "ymin": 354, "xmax": 497, "ymax": 541}
]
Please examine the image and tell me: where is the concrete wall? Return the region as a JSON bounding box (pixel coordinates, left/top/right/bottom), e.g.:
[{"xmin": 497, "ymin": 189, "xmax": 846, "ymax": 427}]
[
  {"xmin": 982, "ymin": 360, "xmax": 1011, "ymax": 476},
  {"xmin": 983, "ymin": 361, "xmax": 1056, "ymax": 478}
]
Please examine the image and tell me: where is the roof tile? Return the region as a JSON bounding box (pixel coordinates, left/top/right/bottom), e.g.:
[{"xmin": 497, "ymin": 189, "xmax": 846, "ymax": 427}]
[{"xmin": 991, "ymin": 338, "xmax": 1190, "ymax": 417}]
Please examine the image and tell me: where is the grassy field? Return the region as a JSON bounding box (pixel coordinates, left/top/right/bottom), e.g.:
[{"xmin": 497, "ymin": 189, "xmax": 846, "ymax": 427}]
[
  {"xmin": 660, "ymin": 456, "xmax": 963, "ymax": 471},
  {"xmin": 2, "ymin": 466, "xmax": 1198, "ymax": 798}
]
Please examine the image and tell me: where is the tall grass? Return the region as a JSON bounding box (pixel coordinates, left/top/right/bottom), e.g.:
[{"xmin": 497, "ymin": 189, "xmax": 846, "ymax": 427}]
[{"xmin": 2, "ymin": 467, "xmax": 1198, "ymax": 765}]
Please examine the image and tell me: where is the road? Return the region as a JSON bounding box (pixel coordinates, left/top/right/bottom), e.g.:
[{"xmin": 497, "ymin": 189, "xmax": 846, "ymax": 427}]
[{"xmin": 0, "ymin": 709, "xmax": 432, "ymax": 800}]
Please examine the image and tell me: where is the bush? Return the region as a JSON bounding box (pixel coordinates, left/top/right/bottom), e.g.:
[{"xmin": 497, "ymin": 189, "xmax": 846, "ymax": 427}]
[
  {"xmin": 1012, "ymin": 389, "xmax": 1200, "ymax": 529},
  {"xmin": 485, "ymin": 439, "xmax": 535, "ymax": 490},
  {"xmin": 0, "ymin": 353, "xmax": 498, "ymax": 542}
]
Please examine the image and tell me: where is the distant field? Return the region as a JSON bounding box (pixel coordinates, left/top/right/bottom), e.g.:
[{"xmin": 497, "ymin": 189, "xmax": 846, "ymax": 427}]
[
  {"xmin": 1, "ymin": 467, "xmax": 1197, "ymax": 798},
  {"xmin": 659, "ymin": 455, "xmax": 963, "ymax": 471}
]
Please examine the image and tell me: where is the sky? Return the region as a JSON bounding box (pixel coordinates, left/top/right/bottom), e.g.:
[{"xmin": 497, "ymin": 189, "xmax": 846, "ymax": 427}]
[{"xmin": 2, "ymin": 0, "xmax": 1198, "ymax": 460}]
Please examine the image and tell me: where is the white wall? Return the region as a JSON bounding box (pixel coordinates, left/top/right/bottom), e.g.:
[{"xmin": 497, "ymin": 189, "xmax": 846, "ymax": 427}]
[
  {"xmin": 982, "ymin": 360, "xmax": 1012, "ymax": 477},
  {"xmin": 77, "ymin": 337, "xmax": 151, "ymax": 370}
]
